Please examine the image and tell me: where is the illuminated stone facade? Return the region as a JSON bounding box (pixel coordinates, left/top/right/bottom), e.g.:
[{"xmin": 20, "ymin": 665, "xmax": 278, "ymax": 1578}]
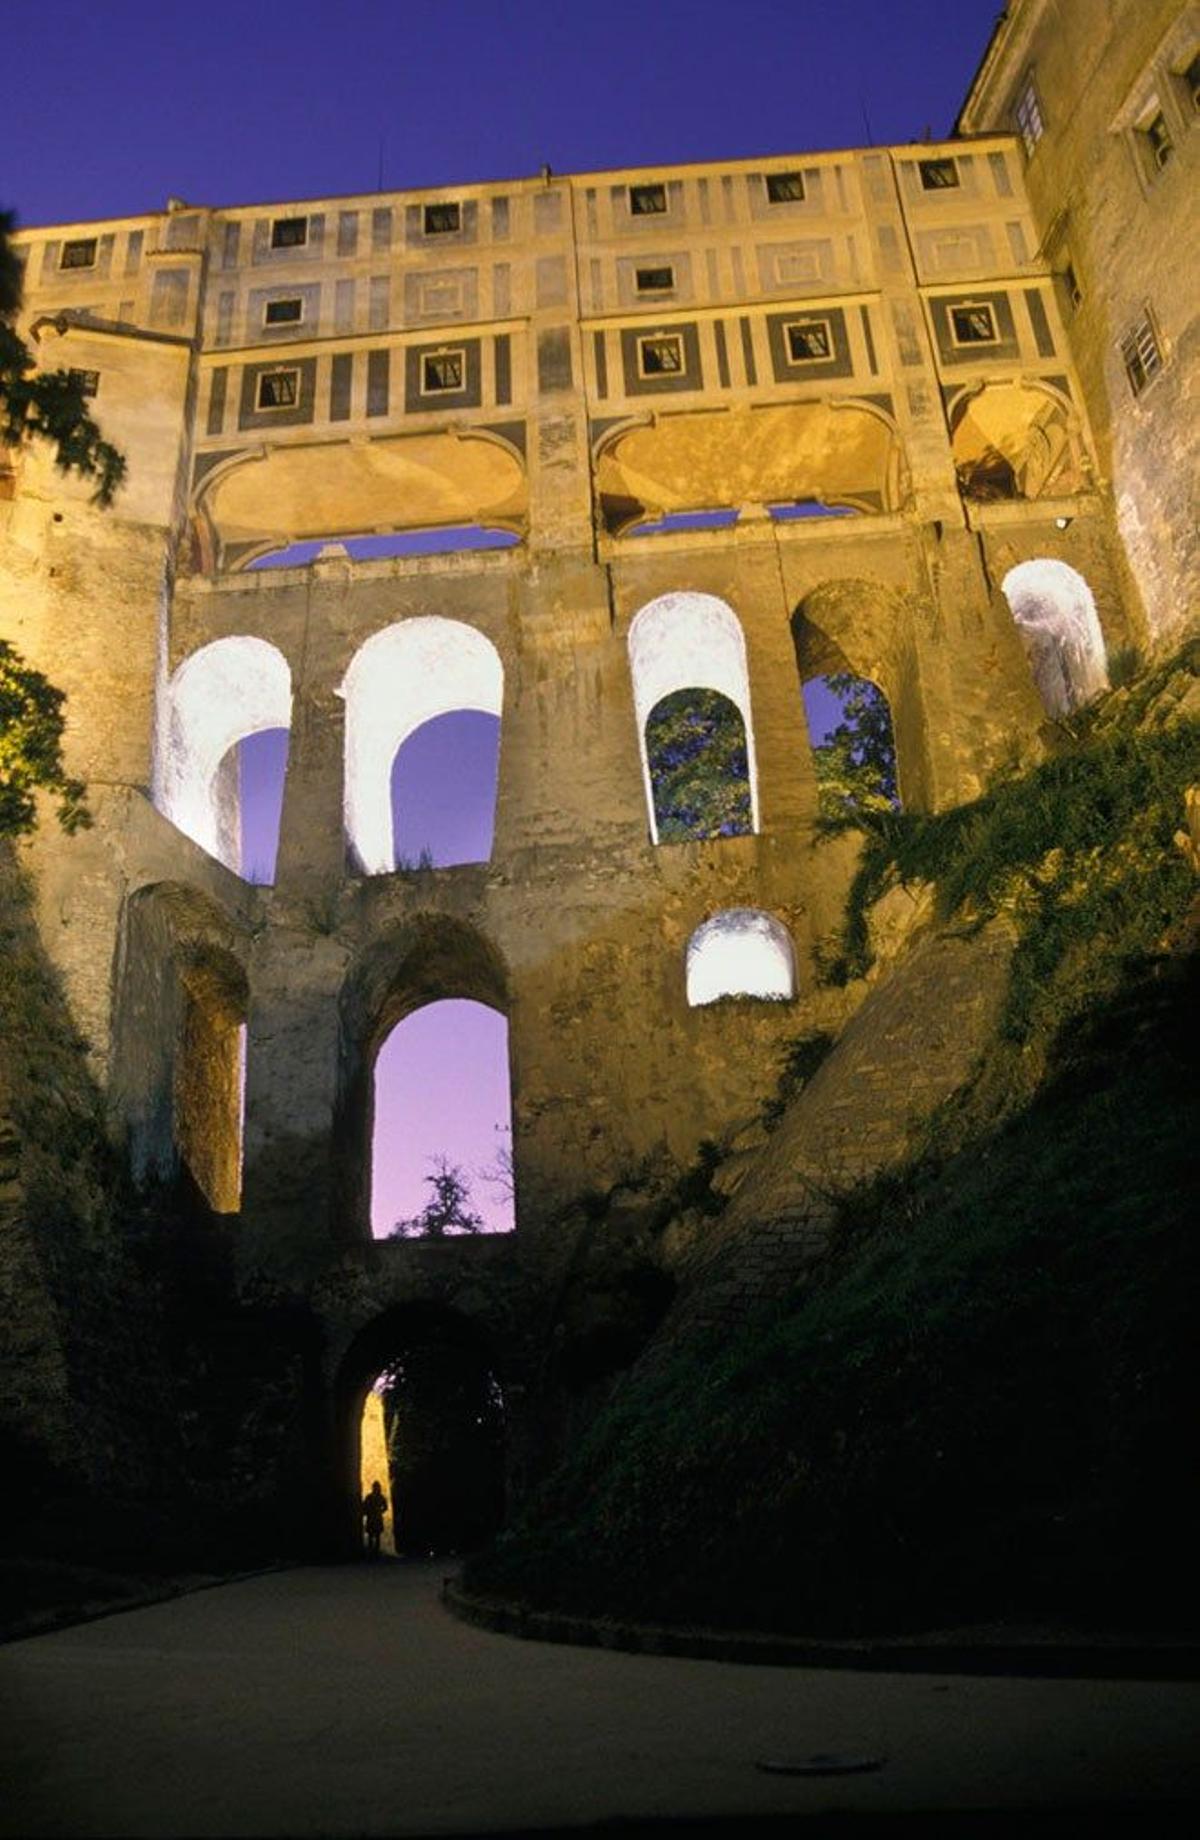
[{"xmin": 2, "ymin": 8, "xmax": 1194, "ymax": 1540}]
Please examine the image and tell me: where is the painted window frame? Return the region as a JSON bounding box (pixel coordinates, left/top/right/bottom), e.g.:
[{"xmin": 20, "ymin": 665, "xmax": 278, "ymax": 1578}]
[
  {"xmin": 948, "ymin": 300, "xmax": 1000, "ymax": 347},
  {"xmin": 420, "ymin": 346, "xmax": 467, "ymax": 394},
  {"xmin": 635, "ymin": 264, "xmax": 675, "ymax": 295},
  {"xmin": 255, "ymin": 368, "xmax": 301, "ymax": 411},
  {"xmin": 263, "ymin": 296, "xmax": 304, "ymax": 327},
  {"xmin": 418, "ymin": 273, "xmax": 465, "ymax": 317},
  {"xmin": 270, "ymin": 216, "xmax": 309, "ymax": 250},
  {"xmin": 765, "ymin": 170, "xmax": 806, "ymax": 204},
  {"xmin": 783, "ymin": 317, "xmax": 834, "ymax": 363},
  {"xmin": 423, "ymin": 201, "xmax": 462, "ymax": 236},
  {"xmin": 636, "ymin": 331, "xmax": 686, "ymax": 379},
  {"xmin": 60, "ymin": 237, "xmax": 97, "ymax": 270},
  {"xmin": 629, "ymin": 182, "xmax": 668, "ymax": 217},
  {"xmin": 918, "ymin": 157, "xmax": 960, "ymax": 191}
]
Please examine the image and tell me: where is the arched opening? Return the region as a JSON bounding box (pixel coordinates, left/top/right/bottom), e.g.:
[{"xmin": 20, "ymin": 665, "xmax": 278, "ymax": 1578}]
[
  {"xmin": 342, "ymin": 618, "xmax": 504, "ymax": 875},
  {"xmin": 627, "ymin": 592, "xmax": 759, "ymax": 844},
  {"xmin": 686, "ymin": 909, "xmax": 796, "ymax": 1006},
  {"xmin": 338, "ymin": 1306, "xmax": 506, "ymax": 1560},
  {"xmin": 371, "ymin": 999, "xmax": 513, "ymax": 1240},
  {"xmin": 390, "ymin": 710, "xmax": 501, "ymax": 869},
  {"xmin": 644, "ymin": 688, "xmax": 752, "ymax": 841},
  {"xmin": 801, "ymin": 673, "xmax": 900, "ymax": 819},
  {"xmin": 175, "ymin": 948, "xmax": 248, "ymax": 1212},
  {"xmin": 234, "ymin": 727, "xmax": 289, "ymax": 883},
  {"xmin": 1001, "ymin": 559, "xmax": 1109, "ymax": 717},
  {"xmin": 792, "ymin": 583, "xmax": 917, "ymax": 810},
  {"xmin": 111, "ymin": 883, "xmax": 250, "ymax": 1204},
  {"xmin": 949, "ymin": 381, "xmax": 1088, "ymax": 503},
  {"xmin": 155, "ymin": 636, "xmax": 292, "ymax": 878}
]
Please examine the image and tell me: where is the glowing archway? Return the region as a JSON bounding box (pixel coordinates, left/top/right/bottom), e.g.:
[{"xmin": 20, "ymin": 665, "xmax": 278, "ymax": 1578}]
[
  {"xmin": 1001, "ymin": 560, "xmax": 1108, "ymax": 717},
  {"xmin": 155, "ymin": 636, "xmax": 292, "ymax": 873},
  {"xmin": 627, "ymin": 592, "xmax": 759, "ymax": 844},
  {"xmin": 686, "ymin": 909, "xmax": 795, "ymax": 1007},
  {"xmin": 342, "ymin": 617, "xmax": 504, "ymax": 875}
]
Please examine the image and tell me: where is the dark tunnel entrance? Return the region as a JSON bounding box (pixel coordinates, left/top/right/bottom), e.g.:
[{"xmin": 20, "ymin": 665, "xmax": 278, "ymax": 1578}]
[{"xmin": 338, "ymin": 1306, "xmax": 506, "ymax": 1559}]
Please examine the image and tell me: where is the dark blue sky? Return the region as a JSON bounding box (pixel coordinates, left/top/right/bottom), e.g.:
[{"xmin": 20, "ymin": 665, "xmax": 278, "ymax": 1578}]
[{"xmin": 10, "ymin": 0, "xmax": 1003, "ymax": 227}]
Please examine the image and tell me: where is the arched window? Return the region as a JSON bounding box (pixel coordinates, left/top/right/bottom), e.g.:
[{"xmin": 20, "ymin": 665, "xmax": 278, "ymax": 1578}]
[
  {"xmin": 627, "ymin": 592, "xmax": 759, "ymax": 844},
  {"xmin": 644, "ymin": 688, "xmax": 752, "ymax": 841},
  {"xmin": 371, "ymin": 999, "xmax": 513, "ymax": 1239},
  {"xmin": 686, "ymin": 909, "xmax": 796, "ymax": 1007},
  {"xmin": 342, "ymin": 618, "xmax": 504, "ymax": 874},
  {"xmin": 155, "ymin": 637, "xmax": 292, "ymax": 877},
  {"xmin": 1001, "ymin": 560, "xmax": 1109, "ymax": 717},
  {"xmin": 801, "ymin": 673, "xmax": 899, "ymax": 819}
]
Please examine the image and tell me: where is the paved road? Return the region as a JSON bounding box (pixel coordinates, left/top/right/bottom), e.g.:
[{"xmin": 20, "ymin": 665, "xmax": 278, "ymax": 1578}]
[{"xmin": 1, "ymin": 1563, "xmax": 1196, "ymax": 1836}]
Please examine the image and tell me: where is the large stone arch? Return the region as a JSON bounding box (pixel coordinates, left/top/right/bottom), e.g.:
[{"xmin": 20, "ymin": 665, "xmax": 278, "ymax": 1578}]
[
  {"xmin": 341, "ymin": 617, "xmax": 505, "ymax": 875},
  {"xmin": 333, "ymin": 915, "xmax": 510, "ymax": 1240},
  {"xmin": 627, "ymin": 591, "xmax": 760, "ymax": 843},
  {"xmin": 110, "ymin": 881, "xmax": 249, "ymax": 1209},
  {"xmin": 791, "ymin": 577, "xmax": 930, "ymax": 811},
  {"xmin": 154, "ymin": 635, "xmax": 292, "ymax": 874},
  {"xmin": 596, "ymin": 400, "xmax": 906, "ymax": 533},
  {"xmin": 1001, "ymin": 559, "xmax": 1109, "ymax": 717},
  {"xmin": 330, "ymin": 1299, "xmax": 511, "ymax": 1558},
  {"xmin": 949, "ymin": 379, "xmax": 1090, "ymax": 503}
]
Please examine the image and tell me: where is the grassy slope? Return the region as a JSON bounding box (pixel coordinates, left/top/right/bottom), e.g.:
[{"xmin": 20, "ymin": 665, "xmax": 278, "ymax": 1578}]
[{"xmin": 467, "ymin": 654, "xmax": 1200, "ymax": 1636}]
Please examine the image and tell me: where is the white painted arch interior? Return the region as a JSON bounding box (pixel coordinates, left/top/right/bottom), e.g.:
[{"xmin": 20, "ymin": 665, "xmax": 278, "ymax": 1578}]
[
  {"xmin": 1001, "ymin": 559, "xmax": 1109, "ymax": 718},
  {"xmin": 342, "ymin": 616, "xmax": 505, "ymax": 875},
  {"xmin": 626, "ymin": 591, "xmax": 759, "ymax": 845},
  {"xmin": 686, "ymin": 908, "xmax": 796, "ymax": 1007},
  {"xmin": 155, "ymin": 635, "xmax": 293, "ymax": 872}
]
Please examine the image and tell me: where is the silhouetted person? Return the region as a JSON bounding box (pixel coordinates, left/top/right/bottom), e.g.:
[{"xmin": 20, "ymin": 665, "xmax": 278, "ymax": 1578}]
[{"xmin": 362, "ymin": 1479, "xmax": 388, "ymax": 1558}]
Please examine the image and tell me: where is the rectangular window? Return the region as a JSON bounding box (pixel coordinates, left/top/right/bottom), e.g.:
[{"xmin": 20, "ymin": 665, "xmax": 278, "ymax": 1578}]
[
  {"xmin": 784, "ymin": 319, "xmax": 832, "ymax": 362},
  {"xmin": 270, "ymin": 216, "xmax": 308, "ymax": 249},
  {"xmin": 421, "ymin": 348, "xmax": 465, "ymax": 393},
  {"xmin": 949, "ymin": 302, "xmax": 999, "ymax": 345},
  {"xmin": 67, "ymin": 368, "xmax": 99, "ymax": 397},
  {"xmin": 423, "ymin": 201, "xmax": 461, "ymax": 235},
  {"xmin": 263, "ymin": 297, "xmax": 303, "ymax": 326},
  {"xmin": 635, "ymin": 265, "xmax": 675, "ymax": 293},
  {"xmin": 765, "ymin": 170, "xmax": 805, "ymax": 203},
  {"xmin": 1013, "ymin": 74, "xmax": 1045, "ymax": 154},
  {"xmin": 919, "ymin": 157, "xmax": 960, "ymax": 190},
  {"xmin": 629, "ymin": 183, "xmax": 668, "ymax": 216},
  {"xmin": 256, "ymin": 369, "xmax": 299, "ymax": 409},
  {"xmin": 60, "ymin": 238, "xmax": 97, "ymax": 270},
  {"xmin": 637, "ymin": 333, "xmax": 684, "ymax": 377},
  {"xmin": 1120, "ymin": 311, "xmax": 1163, "ymax": 396},
  {"xmin": 1141, "ymin": 109, "xmax": 1174, "ymax": 171},
  {"xmin": 1062, "ymin": 262, "xmax": 1082, "ymax": 310}
]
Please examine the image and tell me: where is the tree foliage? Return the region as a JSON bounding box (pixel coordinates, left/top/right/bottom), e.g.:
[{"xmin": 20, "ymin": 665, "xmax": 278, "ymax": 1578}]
[
  {"xmin": 0, "ymin": 640, "xmax": 90, "ymax": 837},
  {"xmin": 0, "ymin": 208, "xmax": 126, "ymax": 506},
  {"xmin": 811, "ymin": 674, "xmax": 899, "ymax": 821},
  {"xmin": 645, "ymin": 688, "xmax": 752, "ymax": 842},
  {"xmin": 389, "ymin": 1156, "xmax": 484, "ymax": 1239}
]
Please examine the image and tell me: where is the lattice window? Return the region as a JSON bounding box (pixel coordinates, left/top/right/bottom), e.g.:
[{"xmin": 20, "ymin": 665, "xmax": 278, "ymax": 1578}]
[
  {"xmin": 766, "ymin": 170, "xmax": 805, "ymax": 203},
  {"xmin": 1120, "ymin": 311, "xmax": 1163, "ymax": 397},
  {"xmin": 270, "ymin": 217, "xmax": 308, "ymax": 249}
]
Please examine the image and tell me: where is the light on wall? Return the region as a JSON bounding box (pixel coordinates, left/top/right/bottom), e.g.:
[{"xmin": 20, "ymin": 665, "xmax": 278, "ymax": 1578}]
[{"xmin": 1055, "ymin": 515, "xmax": 1073, "ymax": 530}]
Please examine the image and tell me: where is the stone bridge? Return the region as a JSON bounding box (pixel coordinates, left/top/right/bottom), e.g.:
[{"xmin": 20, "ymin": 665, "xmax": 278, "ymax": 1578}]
[{"xmin": 1, "ymin": 136, "xmax": 1139, "ymax": 1543}]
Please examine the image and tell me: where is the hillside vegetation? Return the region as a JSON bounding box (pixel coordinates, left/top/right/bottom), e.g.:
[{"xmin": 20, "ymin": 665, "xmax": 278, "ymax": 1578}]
[{"xmin": 466, "ymin": 646, "xmax": 1200, "ymax": 1635}]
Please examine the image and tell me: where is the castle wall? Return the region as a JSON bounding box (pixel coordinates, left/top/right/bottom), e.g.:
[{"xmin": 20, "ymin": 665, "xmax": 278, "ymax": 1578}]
[
  {"xmin": 959, "ymin": 0, "xmax": 1199, "ymax": 645},
  {"xmin": 0, "ymin": 125, "xmax": 1156, "ymax": 1532}
]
